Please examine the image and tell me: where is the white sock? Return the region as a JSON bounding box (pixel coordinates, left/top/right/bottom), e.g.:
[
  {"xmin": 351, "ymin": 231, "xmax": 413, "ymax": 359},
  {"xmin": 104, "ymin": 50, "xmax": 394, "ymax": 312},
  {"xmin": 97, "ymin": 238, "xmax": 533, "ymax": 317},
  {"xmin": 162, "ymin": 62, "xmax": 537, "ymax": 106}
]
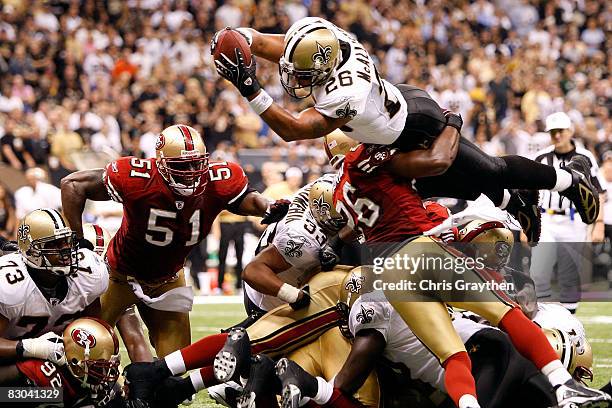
[
  {"xmin": 552, "ymin": 169, "xmax": 573, "ymax": 191},
  {"xmin": 458, "ymin": 394, "xmax": 480, "ymax": 408},
  {"xmin": 189, "ymin": 369, "xmax": 206, "ymax": 392},
  {"xmin": 313, "ymin": 376, "xmax": 334, "ymax": 405},
  {"xmin": 541, "ymin": 360, "xmax": 572, "ymax": 387},
  {"xmin": 499, "ymin": 190, "xmax": 511, "ymax": 209},
  {"xmin": 165, "ymin": 350, "xmax": 187, "ymax": 375}
]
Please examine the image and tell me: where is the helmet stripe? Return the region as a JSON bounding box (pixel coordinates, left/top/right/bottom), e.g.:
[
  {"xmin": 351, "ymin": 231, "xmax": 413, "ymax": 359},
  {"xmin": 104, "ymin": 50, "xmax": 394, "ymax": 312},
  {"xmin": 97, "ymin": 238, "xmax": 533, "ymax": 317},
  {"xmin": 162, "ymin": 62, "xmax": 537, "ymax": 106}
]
[
  {"xmin": 92, "ymin": 224, "xmax": 104, "ymax": 248},
  {"xmin": 178, "ymin": 125, "xmax": 194, "ymax": 151},
  {"xmin": 287, "ymin": 26, "xmax": 328, "ymax": 64},
  {"xmin": 41, "ymin": 208, "xmax": 61, "ymax": 229}
]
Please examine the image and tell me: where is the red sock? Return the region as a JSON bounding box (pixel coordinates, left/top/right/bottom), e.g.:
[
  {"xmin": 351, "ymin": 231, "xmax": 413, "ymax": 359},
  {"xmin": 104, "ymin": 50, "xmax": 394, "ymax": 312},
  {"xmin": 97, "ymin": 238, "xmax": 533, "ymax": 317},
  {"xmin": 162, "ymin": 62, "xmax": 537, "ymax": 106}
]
[
  {"xmin": 442, "ymin": 351, "xmax": 477, "ymax": 407},
  {"xmin": 199, "ymin": 366, "xmax": 217, "ymax": 387},
  {"xmin": 498, "ymin": 307, "xmax": 558, "ymax": 369},
  {"xmin": 180, "ymin": 333, "xmax": 228, "ymax": 370},
  {"xmin": 321, "ymin": 389, "xmax": 365, "ymax": 408}
]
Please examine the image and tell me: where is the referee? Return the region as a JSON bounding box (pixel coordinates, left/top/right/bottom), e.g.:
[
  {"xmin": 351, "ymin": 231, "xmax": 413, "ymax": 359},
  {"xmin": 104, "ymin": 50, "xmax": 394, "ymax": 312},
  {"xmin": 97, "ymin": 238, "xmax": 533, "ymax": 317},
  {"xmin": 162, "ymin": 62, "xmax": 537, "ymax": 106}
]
[{"xmin": 529, "ymin": 112, "xmax": 606, "ymax": 313}]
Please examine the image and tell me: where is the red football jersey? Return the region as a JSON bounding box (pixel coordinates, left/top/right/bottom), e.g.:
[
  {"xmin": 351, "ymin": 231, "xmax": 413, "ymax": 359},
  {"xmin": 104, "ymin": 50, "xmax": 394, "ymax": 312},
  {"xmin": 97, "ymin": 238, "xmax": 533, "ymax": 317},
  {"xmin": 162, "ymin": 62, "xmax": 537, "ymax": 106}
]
[
  {"xmin": 16, "ymin": 359, "xmax": 83, "ymax": 406},
  {"xmin": 334, "ymin": 144, "xmax": 437, "ymax": 243},
  {"xmin": 103, "ymin": 157, "xmax": 249, "ymax": 280}
]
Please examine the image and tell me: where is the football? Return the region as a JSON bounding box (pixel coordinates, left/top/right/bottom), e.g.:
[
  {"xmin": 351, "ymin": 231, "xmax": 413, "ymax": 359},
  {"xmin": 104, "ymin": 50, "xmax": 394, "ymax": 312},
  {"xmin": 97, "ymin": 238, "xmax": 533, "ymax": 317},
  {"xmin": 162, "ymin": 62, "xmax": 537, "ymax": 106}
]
[{"xmin": 212, "ymin": 28, "xmax": 252, "ymax": 65}]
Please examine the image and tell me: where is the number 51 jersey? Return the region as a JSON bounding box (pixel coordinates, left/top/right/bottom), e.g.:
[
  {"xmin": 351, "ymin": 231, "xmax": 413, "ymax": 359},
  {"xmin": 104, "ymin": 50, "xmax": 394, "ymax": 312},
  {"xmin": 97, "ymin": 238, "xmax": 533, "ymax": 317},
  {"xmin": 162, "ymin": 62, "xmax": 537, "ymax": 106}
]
[
  {"xmin": 0, "ymin": 250, "xmax": 108, "ymax": 340},
  {"xmin": 103, "ymin": 157, "xmax": 249, "ymax": 281}
]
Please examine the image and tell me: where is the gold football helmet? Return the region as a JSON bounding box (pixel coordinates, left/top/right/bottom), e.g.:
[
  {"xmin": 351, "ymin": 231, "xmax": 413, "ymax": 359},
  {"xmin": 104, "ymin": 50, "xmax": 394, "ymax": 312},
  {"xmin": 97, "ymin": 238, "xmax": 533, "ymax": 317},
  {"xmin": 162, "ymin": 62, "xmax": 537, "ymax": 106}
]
[
  {"xmin": 155, "ymin": 124, "xmax": 209, "ymax": 196},
  {"xmin": 64, "ymin": 317, "xmax": 120, "ymax": 391},
  {"xmin": 458, "ymin": 219, "xmax": 514, "ymax": 269},
  {"xmin": 543, "ymin": 328, "xmax": 593, "ymax": 382},
  {"xmin": 82, "ymin": 224, "xmax": 112, "ymax": 257},
  {"xmin": 17, "ymin": 208, "xmax": 77, "ymax": 276},
  {"xmin": 309, "ymin": 178, "xmax": 345, "ymax": 233},
  {"xmin": 324, "ymin": 129, "xmax": 359, "ymax": 169},
  {"xmin": 280, "ymin": 19, "xmax": 340, "ymax": 98}
]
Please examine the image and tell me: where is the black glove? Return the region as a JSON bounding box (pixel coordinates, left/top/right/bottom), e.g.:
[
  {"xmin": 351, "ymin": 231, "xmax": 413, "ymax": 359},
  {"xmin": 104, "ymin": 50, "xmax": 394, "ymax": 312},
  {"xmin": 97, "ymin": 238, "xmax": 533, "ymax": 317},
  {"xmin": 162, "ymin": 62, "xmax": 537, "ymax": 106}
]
[
  {"xmin": 319, "ymin": 244, "xmax": 340, "ymax": 271},
  {"xmin": 289, "ymin": 285, "xmax": 311, "ymax": 310},
  {"xmin": 443, "ymin": 109, "xmax": 463, "ymax": 132},
  {"xmin": 123, "ymin": 399, "xmax": 151, "ymax": 408},
  {"xmin": 0, "ymin": 237, "xmax": 18, "ymax": 255},
  {"xmin": 214, "ymin": 47, "xmax": 261, "ymax": 98},
  {"xmin": 261, "ymin": 199, "xmax": 290, "ymax": 225},
  {"xmin": 78, "ymin": 237, "xmax": 94, "ymax": 251}
]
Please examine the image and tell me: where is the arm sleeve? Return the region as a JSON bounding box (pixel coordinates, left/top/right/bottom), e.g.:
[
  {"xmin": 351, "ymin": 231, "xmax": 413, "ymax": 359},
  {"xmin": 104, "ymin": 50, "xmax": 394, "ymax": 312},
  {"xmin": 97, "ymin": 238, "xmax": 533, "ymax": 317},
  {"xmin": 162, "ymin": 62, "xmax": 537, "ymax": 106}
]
[
  {"xmin": 102, "ymin": 157, "xmax": 132, "ymax": 203},
  {"xmin": 213, "ymin": 162, "xmax": 250, "ymax": 209},
  {"xmin": 349, "ymin": 301, "xmax": 391, "ymax": 342},
  {"xmin": 272, "ymin": 222, "xmax": 320, "ymax": 269},
  {"xmin": 314, "ymin": 84, "xmax": 369, "ymax": 120}
]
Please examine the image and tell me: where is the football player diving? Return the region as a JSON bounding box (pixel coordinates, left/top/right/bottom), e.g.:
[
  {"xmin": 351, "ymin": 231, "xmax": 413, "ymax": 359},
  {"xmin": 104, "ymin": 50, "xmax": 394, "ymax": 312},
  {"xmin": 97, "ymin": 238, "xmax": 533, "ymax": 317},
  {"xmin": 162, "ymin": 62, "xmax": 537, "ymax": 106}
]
[
  {"xmin": 60, "ymin": 124, "xmax": 290, "ymax": 360},
  {"xmin": 212, "ymin": 16, "xmax": 601, "ymax": 244}
]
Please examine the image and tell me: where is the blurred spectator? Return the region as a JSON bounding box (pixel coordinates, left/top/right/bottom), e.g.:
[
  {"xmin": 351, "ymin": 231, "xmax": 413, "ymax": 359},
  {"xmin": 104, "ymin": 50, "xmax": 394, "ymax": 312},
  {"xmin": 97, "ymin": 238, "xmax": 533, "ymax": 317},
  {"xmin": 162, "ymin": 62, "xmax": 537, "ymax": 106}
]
[
  {"xmin": 14, "ymin": 167, "xmax": 61, "ymax": 219},
  {"xmin": 0, "ymin": 183, "xmax": 16, "ymax": 239},
  {"xmin": 263, "ymin": 166, "xmax": 303, "ymax": 200},
  {"xmin": 216, "ymin": 211, "xmax": 250, "ymax": 295}
]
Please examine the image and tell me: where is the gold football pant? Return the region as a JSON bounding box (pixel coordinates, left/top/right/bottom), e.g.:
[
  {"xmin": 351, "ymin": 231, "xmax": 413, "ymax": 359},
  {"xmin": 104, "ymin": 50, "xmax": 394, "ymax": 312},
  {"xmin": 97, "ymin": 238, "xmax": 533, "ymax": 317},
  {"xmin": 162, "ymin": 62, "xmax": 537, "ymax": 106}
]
[
  {"xmin": 246, "ymin": 266, "xmax": 353, "ymax": 357},
  {"xmin": 288, "ymin": 327, "xmax": 380, "ymax": 408},
  {"xmin": 100, "ymin": 268, "xmax": 191, "ymax": 359},
  {"xmin": 382, "ymin": 236, "xmax": 517, "ymax": 363}
]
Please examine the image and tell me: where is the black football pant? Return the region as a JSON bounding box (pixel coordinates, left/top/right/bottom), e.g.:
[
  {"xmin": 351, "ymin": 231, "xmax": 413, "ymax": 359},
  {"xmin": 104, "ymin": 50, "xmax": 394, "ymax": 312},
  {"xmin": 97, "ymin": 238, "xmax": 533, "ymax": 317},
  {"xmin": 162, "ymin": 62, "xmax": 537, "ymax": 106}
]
[{"xmin": 395, "ymin": 84, "xmax": 558, "ymax": 206}]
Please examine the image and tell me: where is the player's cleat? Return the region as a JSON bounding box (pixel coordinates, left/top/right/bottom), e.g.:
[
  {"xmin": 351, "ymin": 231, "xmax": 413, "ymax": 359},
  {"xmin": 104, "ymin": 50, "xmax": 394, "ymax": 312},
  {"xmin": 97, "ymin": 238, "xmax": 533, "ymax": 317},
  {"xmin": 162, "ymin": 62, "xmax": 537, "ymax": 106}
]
[
  {"xmin": 560, "ymin": 156, "xmax": 600, "ymax": 224},
  {"xmin": 505, "ymin": 189, "xmax": 541, "ymax": 244},
  {"xmin": 237, "ymin": 354, "xmax": 279, "ymax": 408},
  {"xmin": 555, "ymin": 378, "xmax": 612, "ymax": 408},
  {"xmin": 276, "ymin": 358, "xmax": 318, "ymax": 408},
  {"xmin": 208, "ymin": 382, "xmax": 243, "ymax": 408},
  {"xmin": 214, "ymin": 327, "xmax": 252, "ymax": 384},
  {"xmin": 124, "ymin": 360, "xmax": 172, "ymax": 400}
]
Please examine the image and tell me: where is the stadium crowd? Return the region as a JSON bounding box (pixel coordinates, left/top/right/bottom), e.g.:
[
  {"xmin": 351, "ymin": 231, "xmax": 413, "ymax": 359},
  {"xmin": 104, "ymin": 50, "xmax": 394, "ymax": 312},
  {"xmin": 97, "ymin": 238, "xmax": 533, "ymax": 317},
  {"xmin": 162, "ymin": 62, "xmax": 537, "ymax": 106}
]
[{"xmin": 0, "ymin": 0, "xmax": 609, "ymax": 290}]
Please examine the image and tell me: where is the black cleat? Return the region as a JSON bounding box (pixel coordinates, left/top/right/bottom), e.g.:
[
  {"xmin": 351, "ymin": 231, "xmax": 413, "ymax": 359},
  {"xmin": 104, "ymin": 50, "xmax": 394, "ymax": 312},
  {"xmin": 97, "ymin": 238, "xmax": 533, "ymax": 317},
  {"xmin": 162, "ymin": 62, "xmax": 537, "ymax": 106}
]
[
  {"xmin": 214, "ymin": 327, "xmax": 252, "ymax": 384},
  {"xmin": 124, "ymin": 360, "xmax": 172, "ymax": 401},
  {"xmin": 208, "ymin": 382, "xmax": 243, "ymax": 408},
  {"xmin": 506, "ymin": 189, "xmax": 541, "ymax": 245},
  {"xmin": 237, "ymin": 354, "xmax": 280, "ymax": 408},
  {"xmin": 556, "ymin": 378, "xmax": 612, "ymax": 408},
  {"xmin": 275, "ymin": 358, "xmax": 318, "ymax": 408},
  {"xmin": 560, "ymin": 156, "xmax": 600, "ymax": 224}
]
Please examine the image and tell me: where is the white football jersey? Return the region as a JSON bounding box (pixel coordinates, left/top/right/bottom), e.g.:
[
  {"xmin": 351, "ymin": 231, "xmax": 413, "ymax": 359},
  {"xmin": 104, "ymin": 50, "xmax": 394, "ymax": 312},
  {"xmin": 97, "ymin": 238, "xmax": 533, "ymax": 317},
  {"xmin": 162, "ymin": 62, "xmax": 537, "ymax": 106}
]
[
  {"xmin": 245, "ymin": 175, "xmax": 334, "ymax": 311},
  {"xmin": 533, "ymin": 302, "xmax": 587, "ymax": 353},
  {"xmin": 349, "ymin": 294, "xmax": 491, "ymax": 391},
  {"xmin": 0, "ymin": 250, "xmax": 109, "ymax": 340},
  {"xmin": 291, "ymin": 17, "xmax": 408, "ymax": 144}
]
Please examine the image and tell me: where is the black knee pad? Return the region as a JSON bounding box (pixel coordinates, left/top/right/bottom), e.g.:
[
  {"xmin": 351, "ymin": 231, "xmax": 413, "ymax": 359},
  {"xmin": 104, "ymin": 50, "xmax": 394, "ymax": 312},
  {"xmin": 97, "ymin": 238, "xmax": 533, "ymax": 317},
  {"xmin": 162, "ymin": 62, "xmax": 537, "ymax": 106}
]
[{"xmin": 393, "ymin": 85, "xmax": 447, "ymax": 151}]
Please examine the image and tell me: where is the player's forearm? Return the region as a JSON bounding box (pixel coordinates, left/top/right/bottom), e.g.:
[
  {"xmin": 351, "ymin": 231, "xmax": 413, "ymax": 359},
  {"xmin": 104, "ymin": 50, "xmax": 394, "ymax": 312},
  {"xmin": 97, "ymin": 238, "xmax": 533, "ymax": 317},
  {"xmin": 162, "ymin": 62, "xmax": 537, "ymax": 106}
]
[
  {"xmin": 60, "ymin": 169, "xmax": 109, "ymax": 237},
  {"xmin": 334, "ymin": 331, "xmax": 385, "ymax": 395},
  {"xmin": 242, "ymin": 263, "xmax": 285, "ymax": 296},
  {"xmin": 388, "ymin": 126, "xmax": 459, "ymax": 178},
  {"xmin": 236, "ymin": 192, "xmax": 269, "ymax": 217},
  {"xmin": 0, "ymin": 338, "xmax": 19, "ymax": 361},
  {"xmin": 248, "ymin": 30, "xmax": 285, "ymax": 63},
  {"xmin": 259, "ymin": 104, "xmax": 321, "ymax": 141}
]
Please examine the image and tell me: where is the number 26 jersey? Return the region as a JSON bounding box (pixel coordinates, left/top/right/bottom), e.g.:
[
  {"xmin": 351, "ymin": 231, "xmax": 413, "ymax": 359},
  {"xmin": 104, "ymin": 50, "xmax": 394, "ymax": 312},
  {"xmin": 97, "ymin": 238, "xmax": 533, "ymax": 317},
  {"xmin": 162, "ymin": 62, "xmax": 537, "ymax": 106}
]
[{"xmin": 103, "ymin": 157, "xmax": 249, "ymax": 281}]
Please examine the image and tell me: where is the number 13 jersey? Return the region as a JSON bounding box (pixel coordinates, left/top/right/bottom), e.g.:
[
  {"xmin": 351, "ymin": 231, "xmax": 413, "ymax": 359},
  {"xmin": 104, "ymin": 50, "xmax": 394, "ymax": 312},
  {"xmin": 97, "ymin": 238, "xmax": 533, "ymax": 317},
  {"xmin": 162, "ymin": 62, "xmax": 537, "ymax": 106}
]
[
  {"xmin": 293, "ymin": 17, "xmax": 408, "ymax": 144},
  {"xmin": 103, "ymin": 157, "xmax": 249, "ymax": 280}
]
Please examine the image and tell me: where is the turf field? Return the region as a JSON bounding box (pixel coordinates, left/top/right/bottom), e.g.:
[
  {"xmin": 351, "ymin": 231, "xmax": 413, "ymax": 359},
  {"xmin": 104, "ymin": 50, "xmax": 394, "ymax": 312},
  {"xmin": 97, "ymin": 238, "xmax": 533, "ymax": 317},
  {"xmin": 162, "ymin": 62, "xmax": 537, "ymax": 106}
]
[{"xmin": 120, "ymin": 301, "xmax": 612, "ymax": 407}]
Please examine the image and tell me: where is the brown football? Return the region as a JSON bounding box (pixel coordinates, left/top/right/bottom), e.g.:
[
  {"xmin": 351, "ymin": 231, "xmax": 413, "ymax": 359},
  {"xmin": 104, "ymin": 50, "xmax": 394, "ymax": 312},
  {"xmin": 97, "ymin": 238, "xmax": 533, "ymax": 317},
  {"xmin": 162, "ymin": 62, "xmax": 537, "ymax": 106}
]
[{"xmin": 212, "ymin": 28, "xmax": 252, "ymax": 65}]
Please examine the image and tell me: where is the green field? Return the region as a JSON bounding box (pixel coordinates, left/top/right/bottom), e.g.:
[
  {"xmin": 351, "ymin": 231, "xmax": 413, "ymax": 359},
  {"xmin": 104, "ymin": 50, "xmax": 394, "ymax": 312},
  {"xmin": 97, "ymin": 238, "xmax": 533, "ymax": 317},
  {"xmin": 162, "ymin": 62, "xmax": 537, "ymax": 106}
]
[{"xmin": 120, "ymin": 302, "xmax": 612, "ymax": 407}]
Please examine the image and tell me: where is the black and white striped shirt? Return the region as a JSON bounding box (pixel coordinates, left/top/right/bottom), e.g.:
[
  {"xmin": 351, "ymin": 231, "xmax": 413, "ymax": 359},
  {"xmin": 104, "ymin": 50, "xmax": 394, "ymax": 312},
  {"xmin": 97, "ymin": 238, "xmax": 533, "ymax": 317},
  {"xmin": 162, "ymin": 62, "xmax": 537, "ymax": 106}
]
[{"xmin": 533, "ymin": 142, "xmax": 605, "ymax": 213}]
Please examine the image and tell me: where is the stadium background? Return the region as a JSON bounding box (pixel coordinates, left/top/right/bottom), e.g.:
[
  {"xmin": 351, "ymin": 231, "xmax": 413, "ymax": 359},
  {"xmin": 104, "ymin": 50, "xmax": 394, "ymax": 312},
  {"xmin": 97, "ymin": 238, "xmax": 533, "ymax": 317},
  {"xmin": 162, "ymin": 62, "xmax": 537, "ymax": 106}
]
[{"xmin": 0, "ymin": 0, "xmax": 609, "ymax": 406}]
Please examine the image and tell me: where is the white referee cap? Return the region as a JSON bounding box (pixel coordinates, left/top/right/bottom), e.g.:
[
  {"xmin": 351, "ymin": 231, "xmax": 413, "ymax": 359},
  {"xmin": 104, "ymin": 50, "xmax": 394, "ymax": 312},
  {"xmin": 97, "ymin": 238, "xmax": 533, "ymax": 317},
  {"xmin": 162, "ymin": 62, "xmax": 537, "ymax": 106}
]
[{"xmin": 545, "ymin": 112, "xmax": 572, "ymax": 132}]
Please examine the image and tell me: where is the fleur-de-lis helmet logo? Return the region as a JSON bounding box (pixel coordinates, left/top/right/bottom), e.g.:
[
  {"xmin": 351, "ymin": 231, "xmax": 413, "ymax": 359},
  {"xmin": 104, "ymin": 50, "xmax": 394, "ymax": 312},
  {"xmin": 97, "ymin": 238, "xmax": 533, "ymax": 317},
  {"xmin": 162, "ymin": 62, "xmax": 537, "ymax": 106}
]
[
  {"xmin": 312, "ymin": 193, "xmax": 331, "ymax": 218},
  {"xmin": 312, "ymin": 42, "xmax": 332, "ymax": 66},
  {"xmin": 17, "ymin": 224, "xmax": 30, "ymax": 242}
]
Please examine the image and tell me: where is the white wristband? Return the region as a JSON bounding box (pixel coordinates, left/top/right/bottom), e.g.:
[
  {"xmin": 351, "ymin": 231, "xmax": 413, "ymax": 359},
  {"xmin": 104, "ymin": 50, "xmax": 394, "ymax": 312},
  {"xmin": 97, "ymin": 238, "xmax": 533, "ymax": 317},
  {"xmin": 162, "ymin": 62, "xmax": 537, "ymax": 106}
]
[
  {"xmin": 277, "ymin": 283, "xmax": 301, "ymax": 303},
  {"xmin": 249, "ymin": 90, "xmax": 273, "ymax": 115}
]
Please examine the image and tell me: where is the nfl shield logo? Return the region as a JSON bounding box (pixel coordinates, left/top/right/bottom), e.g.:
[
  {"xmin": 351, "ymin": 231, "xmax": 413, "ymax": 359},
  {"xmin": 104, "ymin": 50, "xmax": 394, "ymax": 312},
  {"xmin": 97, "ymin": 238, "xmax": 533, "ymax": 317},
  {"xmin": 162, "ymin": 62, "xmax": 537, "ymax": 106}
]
[{"xmin": 175, "ymin": 201, "xmax": 184, "ymax": 210}]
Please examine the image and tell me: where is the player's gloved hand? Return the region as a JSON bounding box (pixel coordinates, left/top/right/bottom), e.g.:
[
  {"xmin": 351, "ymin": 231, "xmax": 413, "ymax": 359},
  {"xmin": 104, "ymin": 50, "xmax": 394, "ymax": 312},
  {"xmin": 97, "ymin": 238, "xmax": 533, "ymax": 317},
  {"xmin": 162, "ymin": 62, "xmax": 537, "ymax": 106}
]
[
  {"xmin": 443, "ymin": 109, "xmax": 463, "ymax": 132},
  {"xmin": 319, "ymin": 244, "xmax": 340, "ymax": 271},
  {"xmin": 261, "ymin": 199, "xmax": 291, "ymax": 225},
  {"xmin": 0, "ymin": 237, "xmax": 19, "ymax": 255},
  {"xmin": 213, "ymin": 47, "xmax": 261, "ymax": 98},
  {"xmin": 78, "ymin": 237, "xmax": 95, "ymax": 251},
  {"xmin": 289, "ymin": 285, "xmax": 311, "ymax": 311},
  {"xmin": 18, "ymin": 332, "xmax": 66, "ymax": 365}
]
